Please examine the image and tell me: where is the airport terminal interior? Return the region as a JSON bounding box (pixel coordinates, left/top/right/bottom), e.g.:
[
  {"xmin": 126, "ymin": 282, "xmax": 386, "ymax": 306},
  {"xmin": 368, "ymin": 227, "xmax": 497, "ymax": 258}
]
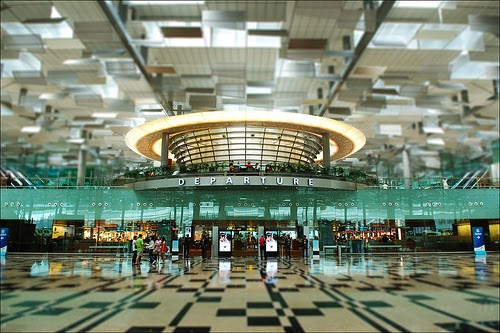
[{"xmin": 1, "ymin": 0, "xmax": 499, "ymax": 332}]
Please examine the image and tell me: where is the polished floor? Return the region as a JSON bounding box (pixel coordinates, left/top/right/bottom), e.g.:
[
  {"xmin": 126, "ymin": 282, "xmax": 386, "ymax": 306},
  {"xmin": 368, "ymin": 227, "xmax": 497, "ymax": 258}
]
[{"xmin": 0, "ymin": 253, "xmax": 499, "ymax": 332}]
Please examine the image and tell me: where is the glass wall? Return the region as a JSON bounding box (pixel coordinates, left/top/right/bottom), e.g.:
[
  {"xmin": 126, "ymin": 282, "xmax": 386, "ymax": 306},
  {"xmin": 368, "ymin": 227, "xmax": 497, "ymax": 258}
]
[{"xmin": 1, "ymin": 187, "xmax": 499, "ymax": 253}]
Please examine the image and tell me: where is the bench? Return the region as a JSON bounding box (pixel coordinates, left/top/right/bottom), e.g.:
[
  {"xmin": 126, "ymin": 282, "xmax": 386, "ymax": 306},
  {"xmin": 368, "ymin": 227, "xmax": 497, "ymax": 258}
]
[
  {"xmin": 323, "ymin": 245, "xmax": 350, "ymax": 255},
  {"xmin": 367, "ymin": 244, "xmax": 402, "ymax": 252},
  {"xmin": 89, "ymin": 245, "xmax": 127, "ymax": 252}
]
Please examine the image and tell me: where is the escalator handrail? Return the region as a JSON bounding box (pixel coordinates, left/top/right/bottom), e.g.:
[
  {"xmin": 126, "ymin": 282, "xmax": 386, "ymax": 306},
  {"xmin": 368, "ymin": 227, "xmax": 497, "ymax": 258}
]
[
  {"xmin": 462, "ymin": 169, "xmax": 482, "ymax": 188},
  {"xmin": 451, "ymin": 171, "xmax": 471, "ymax": 189},
  {"xmin": 470, "ymin": 168, "xmax": 489, "ymax": 189}
]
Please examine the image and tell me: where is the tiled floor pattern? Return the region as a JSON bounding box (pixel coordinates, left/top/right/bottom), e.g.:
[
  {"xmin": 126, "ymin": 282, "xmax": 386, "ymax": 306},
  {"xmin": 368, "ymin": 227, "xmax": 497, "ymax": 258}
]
[{"xmin": 0, "ymin": 253, "xmax": 499, "ymax": 332}]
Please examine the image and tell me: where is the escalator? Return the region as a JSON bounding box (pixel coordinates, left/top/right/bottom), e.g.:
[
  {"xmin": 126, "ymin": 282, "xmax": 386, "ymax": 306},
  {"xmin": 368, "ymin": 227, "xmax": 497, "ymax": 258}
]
[
  {"xmin": 0, "ymin": 167, "xmax": 35, "ymax": 188},
  {"xmin": 451, "ymin": 171, "xmax": 472, "ymax": 189},
  {"xmin": 469, "ymin": 168, "xmax": 489, "ymax": 188},
  {"xmin": 451, "ymin": 168, "xmax": 489, "ymax": 189}
]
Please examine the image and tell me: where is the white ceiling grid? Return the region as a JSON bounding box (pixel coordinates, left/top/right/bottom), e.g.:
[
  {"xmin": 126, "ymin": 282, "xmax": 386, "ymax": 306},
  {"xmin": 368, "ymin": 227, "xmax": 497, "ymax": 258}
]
[{"xmin": 1, "ymin": 0, "xmax": 498, "ymax": 176}]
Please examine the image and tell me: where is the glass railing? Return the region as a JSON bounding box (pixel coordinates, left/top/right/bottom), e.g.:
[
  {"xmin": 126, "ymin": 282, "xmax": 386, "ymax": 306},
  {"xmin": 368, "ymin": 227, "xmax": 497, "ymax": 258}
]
[
  {"xmin": 115, "ymin": 163, "xmax": 380, "ymax": 186},
  {"xmin": 1, "ymin": 167, "xmax": 498, "ymax": 190},
  {"xmin": 362, "ymin": 177, "xmax": 499, "ymax": 189},
  {"xmin": 0, "ymin": 176, "xmax": 119, "ymax": 189}
]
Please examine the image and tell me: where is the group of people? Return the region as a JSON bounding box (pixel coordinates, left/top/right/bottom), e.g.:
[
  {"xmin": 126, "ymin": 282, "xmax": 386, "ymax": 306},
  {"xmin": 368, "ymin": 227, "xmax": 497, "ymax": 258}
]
[
  {"xmin": 131, "ymin": 234, "xmax": 169, "ymax": 267},
  {"xmin": 182, "ymin": 235, "xmax": 209, "ymax": 259},
  {"xmin": 228, "ymin": 161, "xmax": 260, "ymax": 173},
  {"xmin": 258, "ymin": 234, "xmax": 309, "ymax": 259}
]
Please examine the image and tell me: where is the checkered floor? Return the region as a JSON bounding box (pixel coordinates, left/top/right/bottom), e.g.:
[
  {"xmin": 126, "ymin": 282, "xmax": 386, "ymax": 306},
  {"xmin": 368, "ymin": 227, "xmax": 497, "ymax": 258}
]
[{"xmin": 0, "ymin": 253, "xmax": 498, "ymax": 332}]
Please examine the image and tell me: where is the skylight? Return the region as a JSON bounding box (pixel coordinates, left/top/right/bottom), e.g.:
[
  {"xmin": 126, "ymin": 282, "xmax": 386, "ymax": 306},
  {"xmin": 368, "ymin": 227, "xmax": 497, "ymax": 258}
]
[
  {"xmin": 1, "ymin": 52, "xmax": 42, "ymax": 78},
  {"xmin": 212, "ymin": 28, "xmax": 246, "ymax": 47},
  {"xmin": 395, "ymin": 1, "xmax": 445, "ymax": 8},
  {"xmin": 50, "ymin": 6, "xmax": 63, "ymax": 19},
  {"xmin": 26, "ymin": 21, "xmax": 74, "ymax": 39},
  {"xmin": 246, "ymin": 86, "xmax": 273, "ymax": 94},
  {"xmin": 125, "ymin": 1, "xmax": 204, "ymax": 5},
  {"xmin": 2, "ymin": 20, "xmax": 73, "ymax": 39},
  {"xmin": 371, "ymin": 23, "xmax": 422, "ymax": 48},
  {"xmin": 247, "ymin": 22, "xmax": 283, "ymax": 30},
  {"xmin": 247, "ymin": 35, "xmax": 281, "ymax": 48},
  {"xmin": 165, "ymin": 38, "xmax": 205, "ymax": 47}
]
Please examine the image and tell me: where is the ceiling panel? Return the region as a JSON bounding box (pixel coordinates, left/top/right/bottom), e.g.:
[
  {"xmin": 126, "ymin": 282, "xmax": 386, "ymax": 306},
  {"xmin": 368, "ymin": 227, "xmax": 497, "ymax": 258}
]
[{"xmin": 0, "ymin": 0, "xmax": 498, "ymax": 176}]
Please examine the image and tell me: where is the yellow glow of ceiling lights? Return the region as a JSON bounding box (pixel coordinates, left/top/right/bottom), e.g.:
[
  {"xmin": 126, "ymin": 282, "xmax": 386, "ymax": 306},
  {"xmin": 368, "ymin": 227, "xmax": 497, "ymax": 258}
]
[{"xmin": 125, "ymin": 111, "xmax": 366, "ymax": 163}]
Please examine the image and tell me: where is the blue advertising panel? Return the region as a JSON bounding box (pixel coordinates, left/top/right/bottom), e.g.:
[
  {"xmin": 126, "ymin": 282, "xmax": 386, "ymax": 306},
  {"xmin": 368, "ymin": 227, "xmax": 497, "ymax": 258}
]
[
  {"xmin": 312, "ymin": 239, "xmax": 320, "ymax": 259},
  {"xmin": 312, "ymin": 239, "xmax": 320, "ymax": 252},
  {"xmin": 0, "ymin": 228, "xmax": 8, "ymax": 256},
  {"xmin": 171, "ymin": 240, "xmax": 179, "ymax": 253},
  {"xmin": 171, "ymin": 239, "xmax": 179, "ymax": 259},
  {"xmin": 472, "ymin": 227, "xmax": 486, "ymax": 255}
]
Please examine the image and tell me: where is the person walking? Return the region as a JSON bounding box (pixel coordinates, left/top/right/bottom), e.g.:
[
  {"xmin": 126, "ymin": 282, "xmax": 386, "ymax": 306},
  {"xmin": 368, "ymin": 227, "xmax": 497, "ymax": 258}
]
[
  {"xmin": 159, "ymin": 236, "xmax": 167, "ymax": 263},
  {"xmin": 131, "ymin": 235, "xmax": 137, "ymax": 266},
  {"xmin": 183, "ymin": 235, "xmax": 190, "ymax": 258},
  {"xmin": 201, "ymin": 235, "xmax": 208, "ymax": 259},
  {"xmin": 302, "ymin": 235, "xmax": 309, "ymax": 258},
  {"xmin": 145, "ymin": 236, "xmax": 156, "ymax": 265},
  {"xmin": 284, "ymin": 234, "xmax": 291, "ymax": 258},
  {"xmin": 259, "ymin": 234, "xmax": 266, "ymax": 259},
  {"xmin": 135, "ymin": 234, "xmax": 144, "ymax": 265},
  {"xmin": 154, "ymin": 236, "xmax": 162, "ymax": 262}
]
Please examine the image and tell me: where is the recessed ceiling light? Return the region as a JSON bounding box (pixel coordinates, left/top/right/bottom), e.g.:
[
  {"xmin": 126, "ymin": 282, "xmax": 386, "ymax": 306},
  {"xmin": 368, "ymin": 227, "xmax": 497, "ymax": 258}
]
[
  {"xmin": 92, "ymin": 112, "xmax": 117, "ymax": 119},
  {"xmin": 125, "ymin": 1, "xmax": 204, "ymax": 5},
  {"xmin": 21, "ymin": 126, "xmax": 41, "ymax": 133}
]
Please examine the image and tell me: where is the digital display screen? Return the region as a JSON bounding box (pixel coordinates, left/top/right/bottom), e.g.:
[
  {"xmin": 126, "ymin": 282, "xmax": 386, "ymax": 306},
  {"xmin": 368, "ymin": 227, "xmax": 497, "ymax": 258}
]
[
  {"xmin": 265, "ymin": 231, "xmax": 278, "ymax": 252},
  {"xmin": 219, "ymin": 231, "xmax": 232, "ymax": 252}
]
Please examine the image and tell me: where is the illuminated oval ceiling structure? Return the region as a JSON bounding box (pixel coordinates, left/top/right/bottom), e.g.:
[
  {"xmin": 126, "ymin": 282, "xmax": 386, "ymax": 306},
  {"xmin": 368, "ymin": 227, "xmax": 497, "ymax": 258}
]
[{"xmin": 125, "ymin": 111, "xmax": 366, "ymax": 165}]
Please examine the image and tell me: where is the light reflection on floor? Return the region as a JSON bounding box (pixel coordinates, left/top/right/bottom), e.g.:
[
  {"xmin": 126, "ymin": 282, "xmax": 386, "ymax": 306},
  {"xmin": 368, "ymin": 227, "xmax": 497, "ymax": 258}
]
[{"xmin": 1, "ymin": 253, "xmax": 499, "ymax": 332}]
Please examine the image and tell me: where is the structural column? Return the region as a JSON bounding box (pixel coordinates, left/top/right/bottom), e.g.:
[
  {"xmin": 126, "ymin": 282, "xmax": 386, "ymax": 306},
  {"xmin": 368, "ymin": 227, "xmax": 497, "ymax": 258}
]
[
  {"xmin": 161, "ymin": 131, "xmax": 169, "ymax": 167},
  {"xmin": 258, "ymin": 226, "xmax": 265, "ymax": 259},
  {"xmin": 212, "ymin": 226, "xmax": 219, "ymax": 258},
  {"xmin": 77, "ymin": 130, "xmax": 88, "ymax": 187},
  {"xmin": 402, "ymin": 148, "xmax": 411, "ymax": 188},
  {"xmin": 322, "ymin": 132, "xmax": 331, "ymax": 167}
]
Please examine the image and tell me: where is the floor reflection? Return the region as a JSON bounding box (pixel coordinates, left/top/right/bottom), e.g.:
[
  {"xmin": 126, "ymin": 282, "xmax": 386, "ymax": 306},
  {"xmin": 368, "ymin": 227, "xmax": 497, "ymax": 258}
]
[{"xmin": 0, "ymin": 253, "xmax": 498, "ymax": 332}]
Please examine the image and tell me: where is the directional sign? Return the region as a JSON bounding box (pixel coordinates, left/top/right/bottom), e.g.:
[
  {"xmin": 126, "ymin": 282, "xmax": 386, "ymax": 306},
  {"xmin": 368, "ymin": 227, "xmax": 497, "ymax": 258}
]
[
  {"xmin": 0, "ymin": 228, "xmax": 8, "ymax": 256},
  {"xmin": 472, "ymin": 227, "xmax": 487, "ymax": 255}
]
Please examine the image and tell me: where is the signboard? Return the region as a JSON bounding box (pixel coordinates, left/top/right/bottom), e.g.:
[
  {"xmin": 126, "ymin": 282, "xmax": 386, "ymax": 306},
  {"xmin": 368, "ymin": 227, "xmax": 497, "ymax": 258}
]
[
  {"xmin": 265, "ymin": 231, "xmax": 278, "ymax": 252},
  {"xmin": 133, "ymin": 175, "xmax": 358, "ymax": 191},
  {"xmin": 312, "ymin": 239, "xmax": 320, "ymax": 252},
  {"xmin": 0, "ymin": 228, "xmax": 8, "ymax": 256},
  {"xmin": 184, "ymin": 226, "xmax": 192, "ymax": 238},
  {"xmin": 219, "ymin": 231, "xmax": 232, "ymax": 253},
  {"xmin": 472, "ymin": 227, "xmax": 486, "ymax": 255},
  {"xmin": 171, "ymin": 240, "xmax": 179, "ymax": 253},
  {"xmin": 312, "ymin": 239, "xmax": 320, "ymax": 259}
]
